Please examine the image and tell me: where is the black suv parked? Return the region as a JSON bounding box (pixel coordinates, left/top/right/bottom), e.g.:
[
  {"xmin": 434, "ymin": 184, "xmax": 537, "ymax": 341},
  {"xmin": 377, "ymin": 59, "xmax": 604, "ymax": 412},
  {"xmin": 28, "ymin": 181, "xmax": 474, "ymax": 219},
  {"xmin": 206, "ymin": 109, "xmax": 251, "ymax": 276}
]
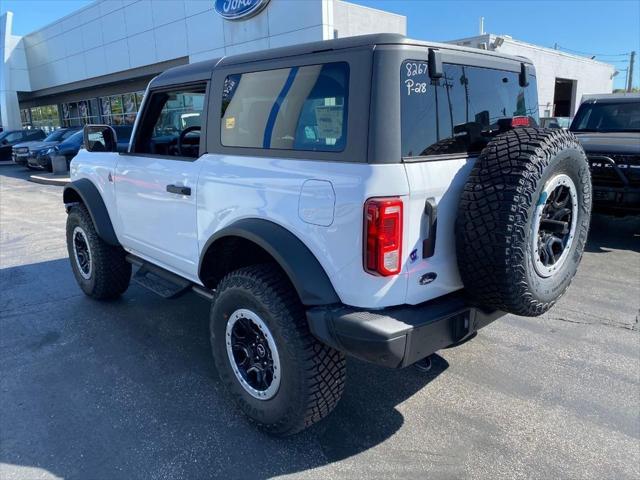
[
  {"xmin": 570, "ymin": 94, "xmax": 640, "ymax": 213},
  {"xmin": 0, "ymin": 129, "xmax": 46, "ymax": 161}
]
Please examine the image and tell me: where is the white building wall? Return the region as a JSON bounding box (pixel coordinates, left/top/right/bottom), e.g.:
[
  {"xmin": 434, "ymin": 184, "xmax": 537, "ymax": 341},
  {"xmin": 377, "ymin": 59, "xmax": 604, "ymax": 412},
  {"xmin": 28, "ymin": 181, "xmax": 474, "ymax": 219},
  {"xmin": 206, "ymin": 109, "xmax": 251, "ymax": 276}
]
[
  {"xmin": 332, "ymin": 0, "xmax": 406, "ymax": 39},
  {"xmin": 496, "ymin": 39, "xmax": 614, "ymax": 116},
  {"xmin": 17, "ymin": 0, "xmax": 405, "ymax": 93},
  {"xmin": 20, "ymin": 0, "xmax": 334, "ymax": 91},
  {"xmin": 1, "ymin": 12, "xmax": 31, "ymax": 128},
  {"xmin": 1, "ymin": 0, "xmax": 406, "ymax": 128},
  {"xmin": 448, "ymin": 34, "xmax": 615, "ymax": 117}
]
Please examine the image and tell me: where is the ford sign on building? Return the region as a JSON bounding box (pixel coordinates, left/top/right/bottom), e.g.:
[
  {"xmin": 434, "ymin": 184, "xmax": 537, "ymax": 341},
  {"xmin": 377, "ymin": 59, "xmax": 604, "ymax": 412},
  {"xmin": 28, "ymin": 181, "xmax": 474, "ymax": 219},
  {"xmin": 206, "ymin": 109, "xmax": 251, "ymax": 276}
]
[
  {"xmin": 1, "ymin": 0, "xmax": 407, "ymax": 130},
  {"xmin": 215, "ymin": 0, "xmax": 271, "ymax": 20}
]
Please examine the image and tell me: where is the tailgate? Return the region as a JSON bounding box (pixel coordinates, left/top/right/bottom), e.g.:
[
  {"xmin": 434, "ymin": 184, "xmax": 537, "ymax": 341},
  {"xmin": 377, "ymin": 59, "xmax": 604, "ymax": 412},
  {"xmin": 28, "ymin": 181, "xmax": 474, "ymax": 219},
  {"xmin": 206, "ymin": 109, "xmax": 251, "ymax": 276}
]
[{"xmin": 402, "ymin": 157, "xmax": 475, "ymax": 305}]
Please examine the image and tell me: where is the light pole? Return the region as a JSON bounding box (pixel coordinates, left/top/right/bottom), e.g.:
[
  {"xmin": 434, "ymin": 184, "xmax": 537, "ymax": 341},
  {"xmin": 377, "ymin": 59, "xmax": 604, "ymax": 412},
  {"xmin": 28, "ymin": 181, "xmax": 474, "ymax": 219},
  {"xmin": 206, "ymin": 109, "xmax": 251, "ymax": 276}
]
[{"xmin": 627, "ymin": 51, "xmax": 636, "ymax": 92}]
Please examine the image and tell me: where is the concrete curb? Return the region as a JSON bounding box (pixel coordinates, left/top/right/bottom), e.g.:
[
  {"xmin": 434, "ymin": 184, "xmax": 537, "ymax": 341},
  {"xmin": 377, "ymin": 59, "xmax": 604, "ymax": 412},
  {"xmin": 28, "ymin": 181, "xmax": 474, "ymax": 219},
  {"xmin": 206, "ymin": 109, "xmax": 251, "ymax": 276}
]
[{"xmin": 28, "ymin": 173, "xmax": 70, "ymax": 186}]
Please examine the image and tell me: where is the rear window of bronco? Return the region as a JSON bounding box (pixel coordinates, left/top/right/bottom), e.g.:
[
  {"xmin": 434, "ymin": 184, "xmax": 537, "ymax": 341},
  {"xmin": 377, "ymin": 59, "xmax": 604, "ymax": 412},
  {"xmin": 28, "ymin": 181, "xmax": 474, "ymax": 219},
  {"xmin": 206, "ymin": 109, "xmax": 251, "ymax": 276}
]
[
  {"xmin": 221, "ymin": 62, "xmax": 349, "ymax": 152},
  {"xmin": 401, "ymin": 61, "xmax": 538, "ymax": 158}
]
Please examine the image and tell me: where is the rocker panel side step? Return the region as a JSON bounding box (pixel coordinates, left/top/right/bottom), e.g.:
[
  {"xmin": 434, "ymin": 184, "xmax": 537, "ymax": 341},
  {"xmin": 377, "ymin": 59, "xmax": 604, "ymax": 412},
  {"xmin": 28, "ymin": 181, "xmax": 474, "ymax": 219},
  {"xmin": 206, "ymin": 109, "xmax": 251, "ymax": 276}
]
[{"xmin": 126, "ymin": 254, "xmax": 214, "ymax": 301}]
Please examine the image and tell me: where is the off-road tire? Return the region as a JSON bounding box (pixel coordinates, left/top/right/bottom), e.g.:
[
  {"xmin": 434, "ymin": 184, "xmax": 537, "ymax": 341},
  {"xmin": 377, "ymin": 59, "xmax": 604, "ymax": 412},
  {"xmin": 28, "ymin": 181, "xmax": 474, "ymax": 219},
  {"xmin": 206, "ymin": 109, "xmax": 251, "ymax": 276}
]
[
  {"xmin": 210, "ymin": 264, "xmax": 346, "ymax": 436},
  {"xmin": 456, "ymin": 127, "xmax": 592, "ymax": 316},
  {"xmin": 420, "ymin": 136, "xmax": 464, "ymax": 156},
  {"xmin": 66, "ymin": 204, "xmax": 131, "ymax": 299}
]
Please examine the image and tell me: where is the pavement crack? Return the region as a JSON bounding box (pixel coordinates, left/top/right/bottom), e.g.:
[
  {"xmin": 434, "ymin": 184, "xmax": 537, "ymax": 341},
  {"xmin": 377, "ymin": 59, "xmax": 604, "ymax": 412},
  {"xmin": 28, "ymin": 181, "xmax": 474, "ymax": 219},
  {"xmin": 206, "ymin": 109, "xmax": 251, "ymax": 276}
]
[{"xmin": 549, "ymin": 315, "xmax": 639, "ymax": 332}]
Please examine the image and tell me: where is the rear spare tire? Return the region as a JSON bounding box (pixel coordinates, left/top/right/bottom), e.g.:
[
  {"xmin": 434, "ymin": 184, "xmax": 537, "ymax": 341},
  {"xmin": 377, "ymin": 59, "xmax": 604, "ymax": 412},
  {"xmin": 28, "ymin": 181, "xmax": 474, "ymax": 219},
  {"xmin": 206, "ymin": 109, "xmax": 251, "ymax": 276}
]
[{"xmin": 456, "ymin": 127, "xmax": 592, "ymax": 316}]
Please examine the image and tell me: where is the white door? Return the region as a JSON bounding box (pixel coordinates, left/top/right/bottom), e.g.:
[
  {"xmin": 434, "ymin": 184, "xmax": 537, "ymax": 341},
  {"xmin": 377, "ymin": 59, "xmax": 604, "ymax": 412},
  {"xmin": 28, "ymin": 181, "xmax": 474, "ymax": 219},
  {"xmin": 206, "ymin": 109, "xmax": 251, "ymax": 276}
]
[{"xmin": 114, "ymin": 86, "xmax": 207, "ymax": 280}]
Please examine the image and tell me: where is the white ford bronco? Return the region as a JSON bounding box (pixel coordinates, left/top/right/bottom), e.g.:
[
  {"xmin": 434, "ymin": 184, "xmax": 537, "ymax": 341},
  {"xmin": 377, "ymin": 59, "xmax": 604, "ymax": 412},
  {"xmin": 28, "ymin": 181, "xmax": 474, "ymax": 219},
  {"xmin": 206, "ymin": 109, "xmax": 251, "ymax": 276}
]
[{"xmin": 64, "ymin": 34, "xmax": 592, "ymax": 435}]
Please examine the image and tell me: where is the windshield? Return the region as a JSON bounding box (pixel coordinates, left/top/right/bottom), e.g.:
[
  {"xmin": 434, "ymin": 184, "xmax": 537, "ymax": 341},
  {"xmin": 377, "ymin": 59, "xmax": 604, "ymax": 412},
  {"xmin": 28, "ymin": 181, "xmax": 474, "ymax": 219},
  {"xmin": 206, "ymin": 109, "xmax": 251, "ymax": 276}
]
[
  {"xmin": 570, "ymin": 101, "xmax": 640, "ymax": 133},
  {"xmin": 61, "ymin": 130, "xmax": 84, "ymax": 146},
  {"xmin": 44, "ymin": 129, "xmax": 77, "ymax": 142}
]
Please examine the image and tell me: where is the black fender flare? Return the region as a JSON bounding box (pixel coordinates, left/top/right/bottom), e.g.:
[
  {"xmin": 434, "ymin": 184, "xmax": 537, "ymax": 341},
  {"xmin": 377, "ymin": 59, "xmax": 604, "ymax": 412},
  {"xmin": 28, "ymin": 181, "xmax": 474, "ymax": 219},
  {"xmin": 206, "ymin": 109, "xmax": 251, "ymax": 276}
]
[
  {"xmin": 63, "ymin": 178, "xmax": 120, "ymax": 246},
  {"xmin": 199, "ymin": 219, "xmax": 340, "ymax": 306}
]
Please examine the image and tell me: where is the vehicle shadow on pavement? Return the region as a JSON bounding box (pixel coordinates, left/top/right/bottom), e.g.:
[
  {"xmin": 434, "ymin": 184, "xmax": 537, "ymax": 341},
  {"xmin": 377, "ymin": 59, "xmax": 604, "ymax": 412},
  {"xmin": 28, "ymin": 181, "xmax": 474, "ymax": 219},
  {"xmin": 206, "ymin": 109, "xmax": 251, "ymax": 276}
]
[
  {"xmin": 0, "ymin": 164, "xmax": 36, "ymax": 180},
  {"xmin": 585, "ymin": 213, "xmax": 640, "ymax": 253},
  {"xmin": 0, "ymin": 258, "xmax": 447, "ymax": 479},
  {"xmin": 316, "ymin": 355, "xmax": 449, "ymax": 462}
]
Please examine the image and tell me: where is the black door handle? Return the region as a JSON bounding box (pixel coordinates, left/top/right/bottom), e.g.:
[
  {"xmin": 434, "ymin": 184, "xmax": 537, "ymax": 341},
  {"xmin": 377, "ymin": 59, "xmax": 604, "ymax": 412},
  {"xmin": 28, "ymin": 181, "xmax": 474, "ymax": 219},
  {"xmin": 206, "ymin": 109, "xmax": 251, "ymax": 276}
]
[
  {"xmin": 166, "ymin": 184, "xmax": 191, "ymax": 196},
  {"xmin": 422, "ymin": 197, "xmax": 437, "ymax": 258}
]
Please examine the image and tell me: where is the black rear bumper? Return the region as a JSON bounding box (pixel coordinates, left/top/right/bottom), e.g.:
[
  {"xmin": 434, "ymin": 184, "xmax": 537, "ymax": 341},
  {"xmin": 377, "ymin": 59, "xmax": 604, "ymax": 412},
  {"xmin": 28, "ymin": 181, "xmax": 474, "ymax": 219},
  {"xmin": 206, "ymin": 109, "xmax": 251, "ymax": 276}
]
[{"xmin": 306, "ymin": 292, "xmax": 504, "ymax": 368}]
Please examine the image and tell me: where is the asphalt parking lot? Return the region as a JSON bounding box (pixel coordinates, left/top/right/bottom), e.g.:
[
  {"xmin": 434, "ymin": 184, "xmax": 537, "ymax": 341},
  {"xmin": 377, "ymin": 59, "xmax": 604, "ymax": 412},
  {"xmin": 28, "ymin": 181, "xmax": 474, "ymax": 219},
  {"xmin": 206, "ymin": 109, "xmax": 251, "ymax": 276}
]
[{"xmin": 1, "ymin": 163, "xmax": 638, "ymax": 480}]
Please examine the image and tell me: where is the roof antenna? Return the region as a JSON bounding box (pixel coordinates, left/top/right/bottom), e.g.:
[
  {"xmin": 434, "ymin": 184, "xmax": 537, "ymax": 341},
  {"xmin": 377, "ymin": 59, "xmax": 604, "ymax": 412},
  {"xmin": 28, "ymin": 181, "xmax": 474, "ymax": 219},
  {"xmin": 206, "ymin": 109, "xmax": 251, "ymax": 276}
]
[{"xmin": 479, "ymin": 16, "xmax": 485, "ymax": 35}]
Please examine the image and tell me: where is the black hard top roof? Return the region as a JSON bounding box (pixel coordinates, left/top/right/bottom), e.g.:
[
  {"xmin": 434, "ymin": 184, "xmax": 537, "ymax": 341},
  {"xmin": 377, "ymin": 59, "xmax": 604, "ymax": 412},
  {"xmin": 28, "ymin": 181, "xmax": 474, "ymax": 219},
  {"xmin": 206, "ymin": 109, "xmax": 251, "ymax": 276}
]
[
  {"xmin": 150, "ymin": 33, "xmax": 533, "ymax": 88},
  {"xmin": 581, "ymin": 93, "xmax": 640, "ymax": 104}
]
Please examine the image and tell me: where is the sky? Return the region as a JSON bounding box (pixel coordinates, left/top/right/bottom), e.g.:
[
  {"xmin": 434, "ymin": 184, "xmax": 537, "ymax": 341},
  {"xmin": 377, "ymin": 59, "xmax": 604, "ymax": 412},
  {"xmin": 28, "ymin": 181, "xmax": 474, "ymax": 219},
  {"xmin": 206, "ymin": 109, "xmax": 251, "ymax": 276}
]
[{"xmin": 1, "ymin": 0, "xmax": 638, "ymax": 89}]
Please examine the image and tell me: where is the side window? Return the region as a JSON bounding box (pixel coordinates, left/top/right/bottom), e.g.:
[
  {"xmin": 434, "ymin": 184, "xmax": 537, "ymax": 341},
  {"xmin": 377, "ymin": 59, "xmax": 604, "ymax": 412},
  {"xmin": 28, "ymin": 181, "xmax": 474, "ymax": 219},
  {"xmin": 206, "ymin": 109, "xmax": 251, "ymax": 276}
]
[
  {"xmin": 221, "ymin": 62, "xmax": 349, "ymax": 152},
  {"xmin": 401, "ymin": 61, "xmax": 539, "ymax": 157},
  {"xmin": 133, "ymin": 87, "xmax": 206, "ymax": 158}
]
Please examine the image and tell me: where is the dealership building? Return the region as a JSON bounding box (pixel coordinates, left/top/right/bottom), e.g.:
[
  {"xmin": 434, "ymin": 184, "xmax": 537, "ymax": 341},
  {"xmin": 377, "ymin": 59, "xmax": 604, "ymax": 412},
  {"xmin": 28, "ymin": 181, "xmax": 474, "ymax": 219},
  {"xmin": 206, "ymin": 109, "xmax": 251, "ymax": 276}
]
[
  {"xmin": 0, "ymin": 0, "xmax": 405, "ymax": 131},
  {"xmin": 0, "ymin": 0, "xmax": 614, "ymax": 132},
  {"xmin": 447, "ymin": 33, "xmax": 616, "ymax": 118}
]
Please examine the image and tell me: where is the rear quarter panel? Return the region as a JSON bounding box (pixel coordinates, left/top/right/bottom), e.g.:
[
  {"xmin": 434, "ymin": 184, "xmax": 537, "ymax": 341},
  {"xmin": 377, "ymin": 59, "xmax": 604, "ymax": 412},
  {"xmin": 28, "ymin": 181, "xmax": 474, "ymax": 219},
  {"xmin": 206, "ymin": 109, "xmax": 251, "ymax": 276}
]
[
  {"xmin": 196, "ymin": 154, "xmax": 411, "ymax": 309},
  {"xmin": 69, "ymin": 150, "xmax": 120, "ymax": 239}
]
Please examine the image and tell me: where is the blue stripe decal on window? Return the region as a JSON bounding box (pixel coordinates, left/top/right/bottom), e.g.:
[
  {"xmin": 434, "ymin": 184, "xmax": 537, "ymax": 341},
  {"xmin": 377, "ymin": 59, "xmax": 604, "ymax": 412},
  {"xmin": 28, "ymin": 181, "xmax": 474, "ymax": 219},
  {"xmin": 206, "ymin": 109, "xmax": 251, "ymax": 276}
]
[{"xmin": 263, "ymin": 66, "xmax": 299, "ymax": 149}]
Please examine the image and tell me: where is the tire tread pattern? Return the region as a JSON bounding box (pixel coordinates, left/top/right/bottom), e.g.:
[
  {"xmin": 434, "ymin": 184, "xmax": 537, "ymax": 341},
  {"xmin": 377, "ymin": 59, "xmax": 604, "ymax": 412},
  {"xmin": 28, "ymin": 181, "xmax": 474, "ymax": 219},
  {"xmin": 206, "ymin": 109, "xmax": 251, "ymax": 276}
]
[
  {"xmin": 67, "ymin": 204, "xmax": 131, "ymax": 299},
  {"xmin": 456, "ymin": 127, "xmax": 590, "ymax": 316},
  {"xmin": 214, "ymin": 265, "xmax": 346, "ymax": 436}
]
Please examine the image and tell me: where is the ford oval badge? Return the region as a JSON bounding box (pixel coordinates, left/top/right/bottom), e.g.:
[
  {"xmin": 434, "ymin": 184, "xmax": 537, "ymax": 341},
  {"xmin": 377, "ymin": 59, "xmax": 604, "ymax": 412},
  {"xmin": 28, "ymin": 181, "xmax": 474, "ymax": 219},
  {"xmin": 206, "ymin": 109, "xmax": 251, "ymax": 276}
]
[
  {"xmin": 419, "ymin": 272, "xmax": 437, "ymax": 285},
  {"xmin": 214, "ymin": 0, "xmax": 271, "ymax": 20}
]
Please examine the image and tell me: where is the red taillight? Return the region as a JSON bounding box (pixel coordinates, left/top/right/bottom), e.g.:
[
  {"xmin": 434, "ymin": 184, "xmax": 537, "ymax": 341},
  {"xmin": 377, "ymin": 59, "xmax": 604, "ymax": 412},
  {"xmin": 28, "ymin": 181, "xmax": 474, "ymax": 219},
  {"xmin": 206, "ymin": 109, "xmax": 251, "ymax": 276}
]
[
  {"xmin": 511, "ymin": 116, "xmax": 530, "ymax": 127},
  {"xmin": 364, "ymin": 197, "xmax": 403, "ymax": 276}
]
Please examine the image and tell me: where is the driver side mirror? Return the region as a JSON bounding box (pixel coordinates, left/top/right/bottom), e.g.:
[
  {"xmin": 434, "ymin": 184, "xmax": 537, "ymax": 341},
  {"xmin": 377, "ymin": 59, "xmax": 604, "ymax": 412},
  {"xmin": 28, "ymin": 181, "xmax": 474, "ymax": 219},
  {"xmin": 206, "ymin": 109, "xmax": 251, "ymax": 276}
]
[{"xmin": 83, "ymin": 125, "xmax": 118, "ymax": 153}]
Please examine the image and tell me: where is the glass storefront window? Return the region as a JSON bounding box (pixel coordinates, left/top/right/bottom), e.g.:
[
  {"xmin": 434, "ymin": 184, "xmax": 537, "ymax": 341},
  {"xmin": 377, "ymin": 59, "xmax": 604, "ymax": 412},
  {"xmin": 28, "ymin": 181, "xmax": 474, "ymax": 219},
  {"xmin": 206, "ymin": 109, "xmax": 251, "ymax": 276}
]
[
  {"xmin": 100, "ymin": 91, "xmax": 144, "ymax": 125},
  {"xmin": 123, "ymin": 93, "xmax": 137, "ymax": 124},
  {"xmin": 62, "ymin": 99, "xmax": 99, "ymax": 127},
  {"xmin": 21, "ymin": 90, "xmax": 146, "ymax": 132},
  {"xmin": 135, "ymin": 92, "xmax": 145, "ymax": 109},
  {"xmin": 89, "ymin": 99, "xmax": 99, "ymax": 120},
  {"xmin": 20, "ymin": 109, "xmax": 32, "ymax": 128},
  {"xmin": 110, "ymin": 95, "xmax": 124, "ymax": 125},
  {"xmin": 29, "ymin": 105, "xmax": 61, "ymax": 133},
  {"xmin": 101, "ymin": 97, "xmax": 111, "ymax": 123}
]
